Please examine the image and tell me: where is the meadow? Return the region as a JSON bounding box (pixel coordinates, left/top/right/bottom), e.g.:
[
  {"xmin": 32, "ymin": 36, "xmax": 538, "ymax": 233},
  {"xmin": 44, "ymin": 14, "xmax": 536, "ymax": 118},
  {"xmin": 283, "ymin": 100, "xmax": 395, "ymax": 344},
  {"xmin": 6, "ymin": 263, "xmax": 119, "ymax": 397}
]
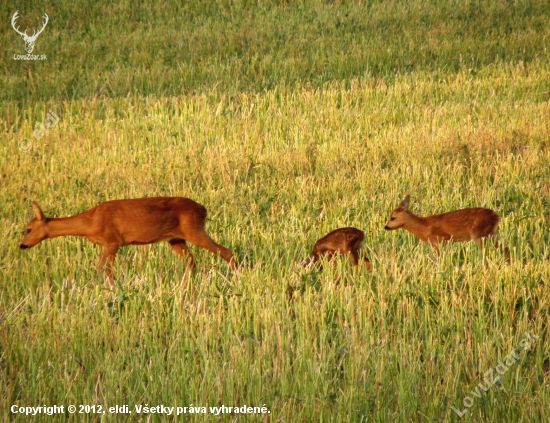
[{"xmin": 1, "ymin": 0, "xmax": 550, "ymax": 421}]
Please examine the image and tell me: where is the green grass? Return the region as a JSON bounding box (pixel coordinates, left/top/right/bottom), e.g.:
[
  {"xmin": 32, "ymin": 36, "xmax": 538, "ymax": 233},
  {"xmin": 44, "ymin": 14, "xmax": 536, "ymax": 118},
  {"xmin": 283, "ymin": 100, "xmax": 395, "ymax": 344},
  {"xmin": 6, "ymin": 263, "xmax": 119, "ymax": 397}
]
[
  {"xmin": 1, "ymin": 0, "xmax": 550, "ymax": 421},
  {"xmin": 1, "ymin": 0, "xmax": 549, "ymax": 104}
]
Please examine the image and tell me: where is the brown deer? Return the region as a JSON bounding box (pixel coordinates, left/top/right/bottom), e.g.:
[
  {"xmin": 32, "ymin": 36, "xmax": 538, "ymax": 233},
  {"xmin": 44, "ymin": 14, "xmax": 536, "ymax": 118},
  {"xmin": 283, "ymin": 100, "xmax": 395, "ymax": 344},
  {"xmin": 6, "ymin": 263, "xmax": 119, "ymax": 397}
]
[
  {"xmin": 384, "ymin": 195, "xmax": 508, "ymax": 257},
  {"xmin": 20, "ymin": 197, "xmax": 237, "ymax": 279},
  {"xmin": 308, "ymin": 227, "xmax": 372, "ymax": 270}
]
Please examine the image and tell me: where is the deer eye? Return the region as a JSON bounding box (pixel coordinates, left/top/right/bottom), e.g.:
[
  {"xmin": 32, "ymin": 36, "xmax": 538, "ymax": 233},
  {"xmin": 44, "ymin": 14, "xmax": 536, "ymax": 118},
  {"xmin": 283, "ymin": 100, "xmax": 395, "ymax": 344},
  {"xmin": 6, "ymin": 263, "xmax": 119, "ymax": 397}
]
[
  {"xmin": 390, "ymin": 217, "xmax": 396, "ymax": 221},
  {"xmin": 26, "ymin": 229, "xmax": 31, "ymax": 234}
]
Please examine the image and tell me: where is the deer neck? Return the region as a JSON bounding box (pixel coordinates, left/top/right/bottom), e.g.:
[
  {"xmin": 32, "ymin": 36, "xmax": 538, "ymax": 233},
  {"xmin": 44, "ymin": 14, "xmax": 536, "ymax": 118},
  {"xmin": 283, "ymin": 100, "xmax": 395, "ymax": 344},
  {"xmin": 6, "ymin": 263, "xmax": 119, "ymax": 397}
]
[
  {"xmin": 402, "ymin": 211, "xmax": 430, "ymax": 241},
  {"xmin": 45, "ymin": 213, "xmax": 93, "ymax": 239}
]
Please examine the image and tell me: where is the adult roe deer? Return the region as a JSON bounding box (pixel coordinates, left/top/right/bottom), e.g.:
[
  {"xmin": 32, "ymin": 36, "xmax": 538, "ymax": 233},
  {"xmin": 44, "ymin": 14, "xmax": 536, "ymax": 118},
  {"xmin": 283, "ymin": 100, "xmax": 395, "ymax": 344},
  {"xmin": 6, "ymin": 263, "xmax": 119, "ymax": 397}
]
[
  {"xmin": 384, "ymin": 195, "xmax": 508, "ymax": 258},
  {"xmin": 20, "ymin": 197, "xmax": 238, "ymax": 279},
  {"xmin": 308, "ymin": 227, "xmax": 372, "ymax": 270}
]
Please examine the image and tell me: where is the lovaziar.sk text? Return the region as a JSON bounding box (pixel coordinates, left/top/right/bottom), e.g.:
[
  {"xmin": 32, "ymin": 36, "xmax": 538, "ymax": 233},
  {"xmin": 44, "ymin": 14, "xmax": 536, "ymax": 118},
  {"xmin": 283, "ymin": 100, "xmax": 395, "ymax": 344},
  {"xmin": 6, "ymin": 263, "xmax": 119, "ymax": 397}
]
[{"xmin": 13, "ymin": 53, "xmax": 47, "ymax": 60}]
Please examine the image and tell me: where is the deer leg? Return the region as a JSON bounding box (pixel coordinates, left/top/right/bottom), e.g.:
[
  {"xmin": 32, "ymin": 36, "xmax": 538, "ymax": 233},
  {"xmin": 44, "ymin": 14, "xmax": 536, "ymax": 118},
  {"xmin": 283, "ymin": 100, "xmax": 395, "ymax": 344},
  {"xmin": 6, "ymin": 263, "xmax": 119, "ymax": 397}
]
[
  {"xmin": 97, "ymin": 245, "xmax": 119, "ymax": 281},
  {"xmin": 428, "ymin": 240, "xmax": 440, "ymax": 256},
  {"xmin": 491, "ymin": 237, "xmax": 511, "ymax": 263},
  {"xmin": 323, "ymin": 250, "xmax": 339, "ymax": 267},
  {"xmin": 349, "ymin": 249, "xmax": 360, "ymax": 267},
  {"xmin": 502, "ymin": 245, "xmax": 511, "ymax": 263},
  {"xmin": 169, "ymin": 239, "xmax": 195, "ymax": 269},
  {"xmin": 475, "ymin": 236, "xmax": 487, "ymax": 250},
  {"xmin": 482, "ymin": 235, "xmax": 511, "ymax": 263},
  {"xmin": 186, "ymin": 230, "xmax": 237, "ymax": 271},
  {"xmin": 363, "ymin": 257, "xmax": 372, "ymax": 271},
  {"xmin": 306, "ymin": 252, "xmax": 324, "ymax": 270},
  {"xmin": 350, "ymin": 248, "xmax": 372, "ymax": 272}
]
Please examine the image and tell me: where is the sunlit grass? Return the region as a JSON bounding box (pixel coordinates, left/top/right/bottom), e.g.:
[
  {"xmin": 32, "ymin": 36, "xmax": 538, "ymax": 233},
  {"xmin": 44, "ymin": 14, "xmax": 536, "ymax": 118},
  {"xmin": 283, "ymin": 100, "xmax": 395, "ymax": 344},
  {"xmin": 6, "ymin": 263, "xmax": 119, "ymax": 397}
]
[
  {"xmin": 1, "ymin": 61, "xmax": 549, "ymax": 421},
  {"xmin": 2, "ymin": 0, "xmax": 550, "ymax": 419}
]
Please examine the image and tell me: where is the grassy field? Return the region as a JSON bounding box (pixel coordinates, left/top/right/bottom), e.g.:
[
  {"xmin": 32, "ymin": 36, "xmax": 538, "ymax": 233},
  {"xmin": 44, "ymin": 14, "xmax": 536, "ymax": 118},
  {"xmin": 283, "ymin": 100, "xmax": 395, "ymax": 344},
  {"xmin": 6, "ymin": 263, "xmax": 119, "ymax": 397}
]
[
  {"xmin": 2, "ymin": 1, "xmax": 550, "ymax": 422},
  {"xmin": 2, "ymin": 0, "xmax": 550, "ymax": 103}
]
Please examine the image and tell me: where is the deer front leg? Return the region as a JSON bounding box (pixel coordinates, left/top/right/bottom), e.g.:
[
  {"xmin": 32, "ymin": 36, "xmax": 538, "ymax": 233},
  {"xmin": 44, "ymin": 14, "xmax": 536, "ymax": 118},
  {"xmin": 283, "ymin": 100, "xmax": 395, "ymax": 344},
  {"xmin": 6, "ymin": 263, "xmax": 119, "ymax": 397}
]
[{"xmin": 97, "ymin": 245, "xmax": 119, "ymax": 282}]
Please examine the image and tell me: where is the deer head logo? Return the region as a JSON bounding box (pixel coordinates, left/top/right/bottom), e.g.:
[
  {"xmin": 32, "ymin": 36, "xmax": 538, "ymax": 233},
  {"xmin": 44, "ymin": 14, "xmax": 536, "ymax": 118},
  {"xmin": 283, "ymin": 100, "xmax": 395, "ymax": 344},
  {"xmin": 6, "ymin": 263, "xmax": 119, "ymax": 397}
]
[{"xmin": 12, "ymin": 11, "xmax": 49, "ymax": 54}]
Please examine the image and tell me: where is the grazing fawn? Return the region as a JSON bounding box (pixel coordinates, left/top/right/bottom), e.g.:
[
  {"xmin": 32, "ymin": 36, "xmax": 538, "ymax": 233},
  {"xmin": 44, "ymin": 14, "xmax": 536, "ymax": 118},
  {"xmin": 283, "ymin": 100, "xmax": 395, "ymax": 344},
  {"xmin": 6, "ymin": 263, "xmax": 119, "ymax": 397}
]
[
  {"xmin": 308, "ymin": 227, "xmax": 372, "ymax": 270},
  {"xmin": 384, "ymin": 195, "xmax": 508, "ymax": 257},
  {"xmin": 20, "ymin": 197, "xmax": 238, "ymax": 279}
]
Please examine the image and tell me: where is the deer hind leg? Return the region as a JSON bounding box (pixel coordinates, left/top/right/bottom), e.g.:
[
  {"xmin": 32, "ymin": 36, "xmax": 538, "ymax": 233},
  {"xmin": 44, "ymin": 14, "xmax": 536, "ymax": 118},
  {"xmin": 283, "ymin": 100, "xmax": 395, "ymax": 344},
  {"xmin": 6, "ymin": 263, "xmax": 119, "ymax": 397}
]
[
  {"xmin": 489, "ymin": 225, "xmax": 510, "ymax": 263},
  {"xmin": 349, "ymin": 235, "xmax": 365, "ymax": 267},
  {"xmin": 502, "ymin": 244, "xmax": 511, "ymax": 263},
  {"xmin": 427, "ymin": 240, "xmax": 441, "ymax": 256},
  {"xmin": 475, "ymin": 236, "xmax": 510, "ymax": 263},
  {"xmin": 349, "ymin": 249, "xmax": 373, "ymax": 271},
  {"xmin": 185, "ymin": 230, "xmax": 237, "ymax": 271},
  {"xmin": 363, "ymin": 257, "xmax": 372, "ymax": 271},
  {"xmin": 97, "ymin": 245, "xmax": 119, "ymax": 282},
  {"xmin": 481, "ymin": 235, "xmax": 511, "ymax": 263},
  {"xmin": 169, "ymin": 239, "xmax": 195, "ymax": 269},
  {"xmin": 349, "ymin": 248, "xmax": 360, "ymax": 267}
]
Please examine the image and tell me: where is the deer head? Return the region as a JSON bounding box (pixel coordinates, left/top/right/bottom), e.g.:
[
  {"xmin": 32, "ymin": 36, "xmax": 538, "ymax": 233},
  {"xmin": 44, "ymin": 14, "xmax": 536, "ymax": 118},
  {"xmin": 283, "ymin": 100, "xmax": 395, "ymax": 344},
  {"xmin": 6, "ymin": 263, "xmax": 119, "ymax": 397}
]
[
  {"xmin": 12, "ymin": 11, "xmax": 49, "ymax": 53},
  {"xmin": 384, "ymin": 195, "xmax": 411, "ymax": 230},
  {"xmin": 20, "ymin": 202, "xmax": 48, "ymax": 249}
]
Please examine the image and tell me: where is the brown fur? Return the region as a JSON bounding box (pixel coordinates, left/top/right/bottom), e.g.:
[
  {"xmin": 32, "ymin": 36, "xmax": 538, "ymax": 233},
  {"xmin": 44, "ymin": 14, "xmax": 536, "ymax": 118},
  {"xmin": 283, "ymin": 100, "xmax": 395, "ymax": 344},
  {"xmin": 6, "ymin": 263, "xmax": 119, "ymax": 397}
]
[
  {"xmin": 20, "ymin": 197, "xmax": 237, "ymax": 279},
  {"xmin": 384, "ymin": 195, "xmax": 507, "ymax": 257},
  {"xmin": 309, "ymin": 227, "xmax": 371, "ymax": 270}
]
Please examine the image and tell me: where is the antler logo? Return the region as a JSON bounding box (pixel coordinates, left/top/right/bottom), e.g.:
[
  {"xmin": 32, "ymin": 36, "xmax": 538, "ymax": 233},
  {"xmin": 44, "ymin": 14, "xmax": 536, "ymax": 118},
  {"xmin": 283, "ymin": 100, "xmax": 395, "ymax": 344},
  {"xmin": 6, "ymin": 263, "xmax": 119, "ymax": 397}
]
[{"xmin": 11, "ymin": 11, "xmax": 49, "ymax": 53}]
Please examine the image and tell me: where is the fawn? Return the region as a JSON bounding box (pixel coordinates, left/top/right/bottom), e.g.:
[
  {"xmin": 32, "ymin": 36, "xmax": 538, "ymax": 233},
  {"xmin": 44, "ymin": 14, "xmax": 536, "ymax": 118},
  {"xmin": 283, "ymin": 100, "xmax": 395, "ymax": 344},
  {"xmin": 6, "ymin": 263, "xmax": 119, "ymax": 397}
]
[
  {"xmin": 20, "ymin": 197, "xmax": 237, "ymax": 279},
  {"xmin": 308, "ymin": 227, "xmax": 372, "ymax": 270},
  {"xmin": 384, "ymin": 195, "xmax": 508, "ymax": 257}
]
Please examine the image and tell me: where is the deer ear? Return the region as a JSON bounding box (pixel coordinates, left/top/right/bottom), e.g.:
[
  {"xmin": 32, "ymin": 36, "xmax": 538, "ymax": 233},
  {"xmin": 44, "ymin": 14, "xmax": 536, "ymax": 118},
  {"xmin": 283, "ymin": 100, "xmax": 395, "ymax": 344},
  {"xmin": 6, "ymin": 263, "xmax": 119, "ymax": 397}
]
[
  {"xmin": 399, "ymin": 195, "xmax": 411, "ymax": 210},
  {"xmin": 32, "ymin": 201, "xmax": 45, "ymax": 221}
]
